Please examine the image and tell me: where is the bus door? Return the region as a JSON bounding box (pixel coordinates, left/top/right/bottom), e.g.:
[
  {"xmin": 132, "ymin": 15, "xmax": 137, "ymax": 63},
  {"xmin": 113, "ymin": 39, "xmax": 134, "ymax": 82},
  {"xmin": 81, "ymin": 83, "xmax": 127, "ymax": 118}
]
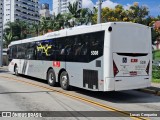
[{"xmin": 25, "ymin": 42, "xmax": 43, "ymax": 78}]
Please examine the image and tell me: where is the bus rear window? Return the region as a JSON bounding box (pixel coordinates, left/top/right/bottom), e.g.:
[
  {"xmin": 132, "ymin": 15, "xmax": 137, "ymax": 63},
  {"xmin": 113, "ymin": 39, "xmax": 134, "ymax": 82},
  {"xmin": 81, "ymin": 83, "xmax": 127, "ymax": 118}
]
[{"xmin": 117, "ymin": 53, "xmax": 148, "ymax": 57}]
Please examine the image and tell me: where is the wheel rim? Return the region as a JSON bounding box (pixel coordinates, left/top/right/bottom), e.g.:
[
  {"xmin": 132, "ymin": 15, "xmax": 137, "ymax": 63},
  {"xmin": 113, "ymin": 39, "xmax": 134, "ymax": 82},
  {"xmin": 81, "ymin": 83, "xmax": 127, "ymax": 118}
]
[
  {"xmin": 61, "ymin": 75, "xmax": 68, "ymax": 87},
  {"xmin": 49, "ymin": 73, "xmax": 54, "ymax": 83}
]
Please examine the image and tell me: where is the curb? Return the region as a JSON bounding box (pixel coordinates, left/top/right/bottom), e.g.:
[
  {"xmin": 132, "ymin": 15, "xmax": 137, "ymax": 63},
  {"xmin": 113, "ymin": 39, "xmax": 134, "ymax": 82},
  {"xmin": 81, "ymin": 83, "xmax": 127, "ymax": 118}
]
[{"xmin": 139, "ymin": 88, "xmax": 160, "ymax": 96}]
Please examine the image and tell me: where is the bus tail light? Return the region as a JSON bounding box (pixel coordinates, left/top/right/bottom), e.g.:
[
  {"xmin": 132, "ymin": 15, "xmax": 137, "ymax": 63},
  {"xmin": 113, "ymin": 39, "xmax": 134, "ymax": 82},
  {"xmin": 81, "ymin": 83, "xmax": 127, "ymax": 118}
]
[
  {"xmin": 146, "ymin": 61, "xmax": 150, "ymax": 75},
  {"xmin": 113, "ymin": 61, "xmax": 119, "ymax": 77}
]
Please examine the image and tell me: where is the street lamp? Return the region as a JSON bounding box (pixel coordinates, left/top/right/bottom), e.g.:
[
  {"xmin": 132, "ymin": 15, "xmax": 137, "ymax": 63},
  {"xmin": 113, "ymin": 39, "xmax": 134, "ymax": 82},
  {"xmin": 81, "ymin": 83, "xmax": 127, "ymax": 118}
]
[{"xmin": 97, "ymin": 0, "xmax": 102, "ymax": 24}]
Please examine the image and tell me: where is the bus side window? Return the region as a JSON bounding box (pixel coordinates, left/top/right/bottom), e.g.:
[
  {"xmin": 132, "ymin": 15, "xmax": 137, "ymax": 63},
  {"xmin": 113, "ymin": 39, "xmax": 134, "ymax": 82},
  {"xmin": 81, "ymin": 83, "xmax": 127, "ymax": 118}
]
[
  {"xmin": 80, "ymin": 34, "xmax": 89, "ymax": 56},
  {"xmin": 8, "ymin": 47, "xmax": 12, "ymax": 61},
  {"xmin": 89, "ymin": 31, "xmax": 104, "ymax": 61},
  {"xmin": 17, "ymin": 44, "xmax": 26, "ymax": 59},
  {"xmin": 79, "ymin": 42, "xmax": 87, "ymax": 55},
  {"xmin": 55, "ymin": 38, "xmax": 66, "ymax": 61},
  {"xmin": 26, "ymin": 42, "xmax": 36, "ymax": 60},
  {"xmin": 12, "ymin": 45, "xmax": 17, "ymax": 59},
  {"xmin": 49, "ymin": 40, "xmax": 55, "ymax": 60}
]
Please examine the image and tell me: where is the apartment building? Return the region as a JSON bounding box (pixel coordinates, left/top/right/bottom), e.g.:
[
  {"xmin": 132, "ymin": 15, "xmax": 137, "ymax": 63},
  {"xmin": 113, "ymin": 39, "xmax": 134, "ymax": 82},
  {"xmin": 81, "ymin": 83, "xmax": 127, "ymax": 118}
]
[
  {"xmin": 0, "ymin": 0, "xmax": 40, "ymax": 66},
  {"xmin": 40, "ymin": 3, "xmax": 50, "ymax": 18},
  {"xmin": 0, "ymin": 0, "xmax": 3, "ymax": 41},
  {"xmin": 3, "ymin": 0, "xmax": 40, "ymax": 27},
  {"xmin": 53, "ymin": 0, "xmax": 82, "ymax": 16},
  {"xmin": 0, "ymin": 0, "xmax": 3, "ymax": 66}
]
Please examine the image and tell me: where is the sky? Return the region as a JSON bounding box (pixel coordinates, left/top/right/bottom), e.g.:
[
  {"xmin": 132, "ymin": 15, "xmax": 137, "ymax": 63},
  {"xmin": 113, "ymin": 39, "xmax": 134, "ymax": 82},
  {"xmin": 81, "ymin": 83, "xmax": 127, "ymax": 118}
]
[{"xmin": 40, "ymin": 0, "xmax": 160, "ymax": 17}]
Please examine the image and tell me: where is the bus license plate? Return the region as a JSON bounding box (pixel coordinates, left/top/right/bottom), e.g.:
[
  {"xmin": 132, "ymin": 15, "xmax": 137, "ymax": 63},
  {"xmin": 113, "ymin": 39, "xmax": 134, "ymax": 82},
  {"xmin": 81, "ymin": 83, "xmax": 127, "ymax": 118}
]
[{"xmin": 130, "ymin": 71, "xmax": 137, "ymax": 76}]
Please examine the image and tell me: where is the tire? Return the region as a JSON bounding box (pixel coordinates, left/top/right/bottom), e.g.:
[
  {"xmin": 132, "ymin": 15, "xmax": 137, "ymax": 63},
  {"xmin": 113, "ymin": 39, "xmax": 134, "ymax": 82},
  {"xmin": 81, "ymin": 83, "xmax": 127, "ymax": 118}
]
[
  {"xmin": 14, "ymin": 65, "xmax": 19, "ymax": 76},
  {"xmin": 60, "ymin": 71, "xmax": 70, "ymax": 90},
  {"xmin": 47, "ymin": 69, "xmax": 56, "ymax": 86}
]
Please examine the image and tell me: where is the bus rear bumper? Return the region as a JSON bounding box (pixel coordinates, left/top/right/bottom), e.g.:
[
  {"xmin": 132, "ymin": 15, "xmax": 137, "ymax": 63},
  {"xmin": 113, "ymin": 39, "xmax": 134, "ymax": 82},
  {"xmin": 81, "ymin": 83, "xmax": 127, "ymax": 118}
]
[{"xmin": 105, "ymin": 76, "xmax": 151, "ymax": 91}]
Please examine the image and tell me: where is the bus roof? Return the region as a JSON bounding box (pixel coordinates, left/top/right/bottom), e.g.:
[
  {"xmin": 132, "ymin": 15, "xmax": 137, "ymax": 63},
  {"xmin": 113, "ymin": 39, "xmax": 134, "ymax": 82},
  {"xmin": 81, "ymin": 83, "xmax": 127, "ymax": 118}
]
[{"xmin": 8, "ymin": 22, "xmax": 149, "ymax": 47}]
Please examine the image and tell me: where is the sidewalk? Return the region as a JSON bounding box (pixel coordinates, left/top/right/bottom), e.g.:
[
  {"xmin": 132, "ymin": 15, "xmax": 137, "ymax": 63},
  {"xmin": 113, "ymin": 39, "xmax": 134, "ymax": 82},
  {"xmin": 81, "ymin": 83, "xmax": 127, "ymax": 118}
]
[
  {"xmin": 0, "ymin": 66, "xmax": 8, "ymax": 71},
  {"xmin": 139, "ymin": 83, "xmax": 160, "ymax": 96},
  {"xmin": 0, "ymin": 66, "xmax": 8, "ymax": 70},
  {"xmin": 0, "ymin": 66, "xmax": 8, "ymax": 73}
]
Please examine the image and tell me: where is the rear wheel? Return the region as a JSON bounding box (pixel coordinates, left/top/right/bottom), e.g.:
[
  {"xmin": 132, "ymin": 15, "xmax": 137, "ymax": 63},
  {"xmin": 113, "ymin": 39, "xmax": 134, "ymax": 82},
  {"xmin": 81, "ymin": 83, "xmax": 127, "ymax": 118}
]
[
  {"xmin": 47, "ymin": 69, "xmax": 56, "ymax": 86},
  {"xmin": 60, "ymin": 71, "xmax": 70, "ymax": 90}
]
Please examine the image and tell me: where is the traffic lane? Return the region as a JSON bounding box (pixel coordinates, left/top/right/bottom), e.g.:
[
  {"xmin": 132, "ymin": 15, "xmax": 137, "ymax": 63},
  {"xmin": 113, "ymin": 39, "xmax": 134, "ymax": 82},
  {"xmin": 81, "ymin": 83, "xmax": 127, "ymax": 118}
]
[
  {"xmin": 73, "ymin": 88, "xmax": 160, "ymax": 110},
  {"xmin": 3, "ymin": 73, "xmax": 160, "ymax": 112},
  {"xmin": 0, "ymin": 76, "xmax": 130, "ymax": 120},
  {"xmin": 0, "ymin": 77, "xmax": 103, "ymax": 111},
  {"xmin": 1, "ymin": 73, "xmax": 159, "ymax": 119},
  {"xmin": 1, "ymin": 73, "xmax": 160, "ymax": 112}
]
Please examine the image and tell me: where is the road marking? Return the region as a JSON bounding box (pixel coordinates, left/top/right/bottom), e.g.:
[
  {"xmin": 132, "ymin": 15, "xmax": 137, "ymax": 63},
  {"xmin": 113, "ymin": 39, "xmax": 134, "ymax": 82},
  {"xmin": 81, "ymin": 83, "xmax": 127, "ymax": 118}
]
[
  {"xmin": 0, "ymin": 75, "xmax": 149, "ymax": 120},
  {"xmin": 140, "ymin": 89, "xmax": 156, "ymax": 94}
]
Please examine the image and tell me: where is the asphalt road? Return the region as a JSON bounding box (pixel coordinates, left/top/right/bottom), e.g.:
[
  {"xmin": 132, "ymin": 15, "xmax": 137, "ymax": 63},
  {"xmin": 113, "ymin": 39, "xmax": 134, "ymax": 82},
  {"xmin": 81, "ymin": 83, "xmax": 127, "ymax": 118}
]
[{"xmin": 0, "ymin": 70, "xmax": 160, "ymax": 120}]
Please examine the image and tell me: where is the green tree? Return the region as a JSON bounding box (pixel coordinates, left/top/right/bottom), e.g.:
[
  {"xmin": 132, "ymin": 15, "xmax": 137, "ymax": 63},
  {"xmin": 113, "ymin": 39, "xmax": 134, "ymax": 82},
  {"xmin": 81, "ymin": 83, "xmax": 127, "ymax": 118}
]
[
  {"xmin": 4, "ymin": 20, "xmax": 28, "ymax": 40},
  {"xmin": 3, "ymin": 32, "xmax": 13, "ymax": 47},
  {"xmin": 40, "ymin": 17, "xmax": 49, "ymax": 34},
  {"xmin": 126, "ymin": 3, "xmax": 149, "ymax": 24},
  {"xmin": 68, "ymin": 1, "xmax": 81, "ymax": 18},
  {"xmin": 78, "ymin": 8, "xmax": 93, "ymax": 25},
  {"xmin": 30, "ymin": 22, "xmax": 40, "ymax": 36}
]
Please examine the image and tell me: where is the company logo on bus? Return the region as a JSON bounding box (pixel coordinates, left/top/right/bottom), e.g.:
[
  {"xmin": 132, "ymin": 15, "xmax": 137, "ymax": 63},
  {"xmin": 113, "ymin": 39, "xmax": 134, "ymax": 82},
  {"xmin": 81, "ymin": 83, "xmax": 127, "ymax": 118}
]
[
  {"xmin": 53, "ymin": 61, "xmax": 60, "ymax": 67},
  {"xmin": 131, "ymin": 59, "xmax": 138, "ymax": 63}
]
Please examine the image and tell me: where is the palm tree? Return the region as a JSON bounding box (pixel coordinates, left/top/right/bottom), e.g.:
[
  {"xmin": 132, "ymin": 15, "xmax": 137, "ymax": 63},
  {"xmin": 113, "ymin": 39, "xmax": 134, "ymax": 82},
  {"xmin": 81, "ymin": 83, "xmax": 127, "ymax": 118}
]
[
  {"xmin": 40, "ymin": 17, "xmax": 49, "ymax": 34},
  {"xmin": 53, "ymin": 14, "xmax": 65, "ymax": 30},
  {"xmin": 78, "ymin": 8, "xmax": 93, "ymax": 25},
  {"xmin": 67, "ymin": 1, "xmax": 82, "ymax": 26},
  {"xmin": 67, "ymin": 2, "xmax": 93, "ymax": 26},
  {"xmin": 16, "ymin": 20, "xmax": 28, "ymax": 39},
  {"xmin": 68, "ymin": 1, "xmax": 81, "ymax": 18},
  {"xmin": 62, "ymin": 13, "xmax": 72, "ymax": 28},
  {"xmin": 47, "ymin": 17, "xmax": 54, "ymax": 30},
  {"xmin": 27, "ymin": 22, "xmax": 40, "ymax": 37},
  {"xmin": 4, "ymin": 20, "xmax": 28, "ymax": 40},
  {"xmin": 3, "ymin": 32, "xmax": 13, "ymax": 47},
  {"xmin": 4, "ymin": 22, "xmax": 16, "ymax": 35}
]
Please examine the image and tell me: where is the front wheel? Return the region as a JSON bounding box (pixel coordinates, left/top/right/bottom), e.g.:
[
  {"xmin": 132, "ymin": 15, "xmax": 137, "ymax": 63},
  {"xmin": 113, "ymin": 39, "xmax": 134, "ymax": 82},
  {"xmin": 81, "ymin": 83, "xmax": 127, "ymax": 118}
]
[{"xmin": 60, "ymin": 71, "xmax": 70, "ymax": 90}]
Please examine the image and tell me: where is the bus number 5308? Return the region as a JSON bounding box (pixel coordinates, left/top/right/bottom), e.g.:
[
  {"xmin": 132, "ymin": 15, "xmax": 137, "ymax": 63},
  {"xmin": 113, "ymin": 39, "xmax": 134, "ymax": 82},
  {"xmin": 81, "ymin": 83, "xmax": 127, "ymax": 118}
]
[{"xmin": 91, "ymin": 51, "xmax": 99, "ymax": 56}]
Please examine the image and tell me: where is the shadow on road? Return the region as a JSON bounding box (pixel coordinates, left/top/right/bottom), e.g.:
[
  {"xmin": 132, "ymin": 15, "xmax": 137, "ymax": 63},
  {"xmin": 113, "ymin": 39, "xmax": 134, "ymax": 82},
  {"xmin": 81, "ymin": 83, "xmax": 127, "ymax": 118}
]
[{"xmin": 15, "ymin": 75, "xmax": 160, "ymax": 104}]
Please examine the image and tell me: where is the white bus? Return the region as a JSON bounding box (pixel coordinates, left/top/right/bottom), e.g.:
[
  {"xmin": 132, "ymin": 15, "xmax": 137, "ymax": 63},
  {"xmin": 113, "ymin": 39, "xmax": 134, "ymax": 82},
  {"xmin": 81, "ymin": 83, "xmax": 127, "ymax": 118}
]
[{"xmin": 8, "ymin": 22, "xmax": 152, "ymax": 91}]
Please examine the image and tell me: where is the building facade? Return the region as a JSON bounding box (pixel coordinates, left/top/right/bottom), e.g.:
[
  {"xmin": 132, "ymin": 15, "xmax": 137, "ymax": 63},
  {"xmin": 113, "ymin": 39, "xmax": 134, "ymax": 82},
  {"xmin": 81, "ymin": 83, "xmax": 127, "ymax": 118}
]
[
  {"xmin": 0, "ymin": 0, "xmax": 40, "ymax": 66},
  {"xmin": 0, "ymin": 0, "xmax": 3, "ymax": 41},
  {"xmin": 3, "ymin": 0, "xmax": 40, "ymax": 27},
  {"xmin": 0, "ymin": 0, "xmax": 3, "ymax": 66},
  {"xmin": 53, "ymin": 0, "xmax": 82, "ymax": 16},
  {"xmin": 40, "ymin": 3, "xmax": 50, "ymax": 18}
]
